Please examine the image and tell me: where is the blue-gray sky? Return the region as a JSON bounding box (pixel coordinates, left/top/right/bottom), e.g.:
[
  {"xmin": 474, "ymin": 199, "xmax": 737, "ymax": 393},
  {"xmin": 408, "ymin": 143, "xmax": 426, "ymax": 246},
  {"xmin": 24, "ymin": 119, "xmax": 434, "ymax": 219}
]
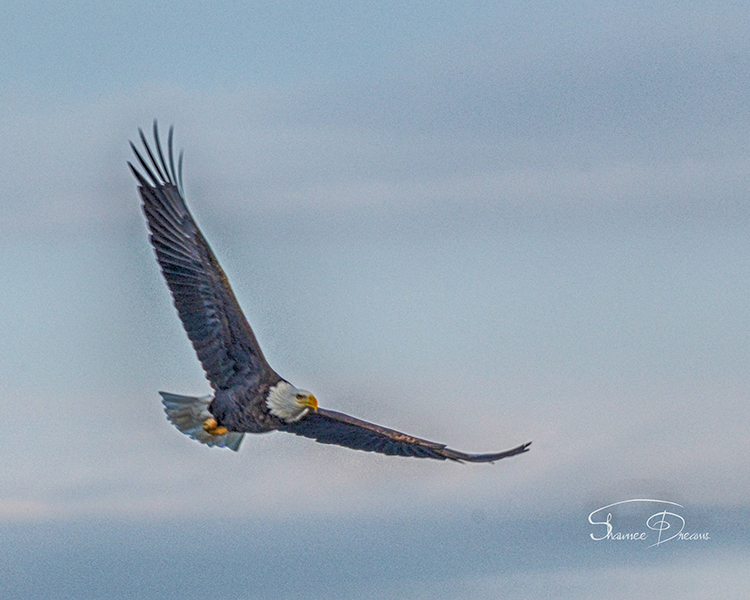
[{"xmin": 1, "ymin": 1, "xmax": 749, "ymax": 598}]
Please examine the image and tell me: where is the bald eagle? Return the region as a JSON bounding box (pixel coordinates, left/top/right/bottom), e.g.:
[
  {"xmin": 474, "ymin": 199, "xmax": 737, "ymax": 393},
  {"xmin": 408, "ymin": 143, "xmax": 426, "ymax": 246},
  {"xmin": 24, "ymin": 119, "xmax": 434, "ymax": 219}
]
[{"xmin": 129, "ymin": 122, "xmax": 531, "ymax": 463}]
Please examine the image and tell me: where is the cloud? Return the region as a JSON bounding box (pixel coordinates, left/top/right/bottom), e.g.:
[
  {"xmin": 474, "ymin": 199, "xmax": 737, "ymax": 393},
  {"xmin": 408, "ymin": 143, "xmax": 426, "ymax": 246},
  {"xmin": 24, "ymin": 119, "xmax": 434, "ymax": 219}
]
[
  {"xmin": 1, "ymin": 0, "xmax": 748, "ymax": 548},
  {"xmin": 2, "ymin": 8, "xmax": 750, "ymax": 237}
]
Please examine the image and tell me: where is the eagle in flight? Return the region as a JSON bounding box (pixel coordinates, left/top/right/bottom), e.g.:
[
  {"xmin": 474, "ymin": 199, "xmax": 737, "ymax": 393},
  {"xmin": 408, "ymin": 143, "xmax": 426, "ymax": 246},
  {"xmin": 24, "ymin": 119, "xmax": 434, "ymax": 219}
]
[{"xmin": 129, "ymin": 122, "xmax": 531, "ymax": 463}]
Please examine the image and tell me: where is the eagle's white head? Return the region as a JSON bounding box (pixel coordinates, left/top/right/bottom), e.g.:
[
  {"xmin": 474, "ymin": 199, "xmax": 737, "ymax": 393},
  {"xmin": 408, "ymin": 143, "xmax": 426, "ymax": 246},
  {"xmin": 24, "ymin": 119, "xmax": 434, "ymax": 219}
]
[{"xmin": 266, "ymin": 381, "xmax": 318, "ymax": 423}]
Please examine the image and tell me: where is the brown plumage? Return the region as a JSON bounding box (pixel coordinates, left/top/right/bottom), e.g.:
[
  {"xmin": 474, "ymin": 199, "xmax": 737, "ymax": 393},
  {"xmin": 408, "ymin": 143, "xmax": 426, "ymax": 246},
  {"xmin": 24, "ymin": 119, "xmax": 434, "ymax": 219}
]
[{"xmin": 130, "ymin": 122, "xmax": 531, "ymax": 463}]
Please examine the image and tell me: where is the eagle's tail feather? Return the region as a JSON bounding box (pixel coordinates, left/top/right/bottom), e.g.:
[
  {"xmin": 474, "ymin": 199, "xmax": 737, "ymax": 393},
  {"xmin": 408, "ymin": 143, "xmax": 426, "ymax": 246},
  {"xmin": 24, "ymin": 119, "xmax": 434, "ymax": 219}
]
[{"xmin": 159, "ymin": 392, "xmax": 244, "ymax": 451}]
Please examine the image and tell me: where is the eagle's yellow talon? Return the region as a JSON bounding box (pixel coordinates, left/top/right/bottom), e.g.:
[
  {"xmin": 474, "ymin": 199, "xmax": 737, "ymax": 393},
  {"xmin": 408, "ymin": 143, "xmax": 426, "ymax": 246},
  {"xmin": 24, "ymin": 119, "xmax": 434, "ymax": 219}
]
[{"xmin": 203, "ymin": 417, "xmax": 228, "ymax": 436}]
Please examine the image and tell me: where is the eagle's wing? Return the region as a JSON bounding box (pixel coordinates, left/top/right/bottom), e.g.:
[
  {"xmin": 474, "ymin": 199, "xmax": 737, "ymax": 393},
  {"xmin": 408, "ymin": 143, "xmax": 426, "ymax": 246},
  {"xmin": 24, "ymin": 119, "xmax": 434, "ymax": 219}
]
[
  {"xmin": 129, "ymin": 122, "xmax": 278, "ymax": 391},
  {"xmin": 280, "ymin": 408, "xmax": 531, "ymax": 462}
]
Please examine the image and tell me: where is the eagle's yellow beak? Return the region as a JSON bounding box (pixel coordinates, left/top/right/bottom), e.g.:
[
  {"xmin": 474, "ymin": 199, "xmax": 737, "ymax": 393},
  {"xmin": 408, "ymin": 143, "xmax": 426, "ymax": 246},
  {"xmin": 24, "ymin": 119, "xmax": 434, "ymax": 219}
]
[{"xmin": 301, "ymin": 394, "xmax": 318, "ymax": 412}]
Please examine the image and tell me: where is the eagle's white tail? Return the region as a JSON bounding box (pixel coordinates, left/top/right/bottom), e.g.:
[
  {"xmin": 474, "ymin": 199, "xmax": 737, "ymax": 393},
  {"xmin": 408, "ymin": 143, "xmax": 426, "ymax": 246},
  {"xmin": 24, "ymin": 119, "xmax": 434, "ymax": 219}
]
[{"xmin": 159, "ymin": 392, "xmax": 244, "ymax": 451}]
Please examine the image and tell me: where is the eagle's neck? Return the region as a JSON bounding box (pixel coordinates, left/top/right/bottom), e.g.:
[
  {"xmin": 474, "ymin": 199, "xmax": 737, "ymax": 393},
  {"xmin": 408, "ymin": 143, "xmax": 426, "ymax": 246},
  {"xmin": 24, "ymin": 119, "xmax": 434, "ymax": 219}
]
[{"xmin": 266, "ymin": 381, "xmax": 309, "ymax": 423}]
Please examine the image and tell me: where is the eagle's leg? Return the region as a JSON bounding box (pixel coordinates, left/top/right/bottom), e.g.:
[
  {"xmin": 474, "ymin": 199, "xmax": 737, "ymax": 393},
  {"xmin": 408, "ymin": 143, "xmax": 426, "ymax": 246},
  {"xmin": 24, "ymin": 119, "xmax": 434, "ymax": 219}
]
[{"xmin": 203, "ymin": 417, "xmax": 228, "ymax": 436}]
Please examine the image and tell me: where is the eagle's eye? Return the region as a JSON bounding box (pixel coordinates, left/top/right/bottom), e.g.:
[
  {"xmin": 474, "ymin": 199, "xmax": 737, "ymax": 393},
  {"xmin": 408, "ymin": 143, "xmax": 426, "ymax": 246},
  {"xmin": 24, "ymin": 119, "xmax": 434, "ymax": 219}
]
[{"xmin": 295, "ymin": 393, "xmax": 305, "ymax": 400}]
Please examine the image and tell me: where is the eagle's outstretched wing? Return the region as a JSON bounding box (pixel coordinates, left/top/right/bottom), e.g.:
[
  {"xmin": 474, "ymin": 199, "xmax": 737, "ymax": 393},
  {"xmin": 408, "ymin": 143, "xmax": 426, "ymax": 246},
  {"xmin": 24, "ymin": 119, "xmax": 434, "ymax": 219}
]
[
  {"xmin": 129, "ymin": 122, "xmax": 279, "ymax": 391},
  {"xmin": 280, "ymin": 408, "xmax": 531, "ymax": 462}
]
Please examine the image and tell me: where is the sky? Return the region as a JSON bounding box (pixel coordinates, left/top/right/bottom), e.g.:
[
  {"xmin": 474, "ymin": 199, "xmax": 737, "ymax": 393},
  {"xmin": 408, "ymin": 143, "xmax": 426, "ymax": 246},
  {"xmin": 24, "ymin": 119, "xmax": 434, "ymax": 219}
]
[{"xmin": 1, "ymin": 1, "xmax": 750, "ymax": 598}]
